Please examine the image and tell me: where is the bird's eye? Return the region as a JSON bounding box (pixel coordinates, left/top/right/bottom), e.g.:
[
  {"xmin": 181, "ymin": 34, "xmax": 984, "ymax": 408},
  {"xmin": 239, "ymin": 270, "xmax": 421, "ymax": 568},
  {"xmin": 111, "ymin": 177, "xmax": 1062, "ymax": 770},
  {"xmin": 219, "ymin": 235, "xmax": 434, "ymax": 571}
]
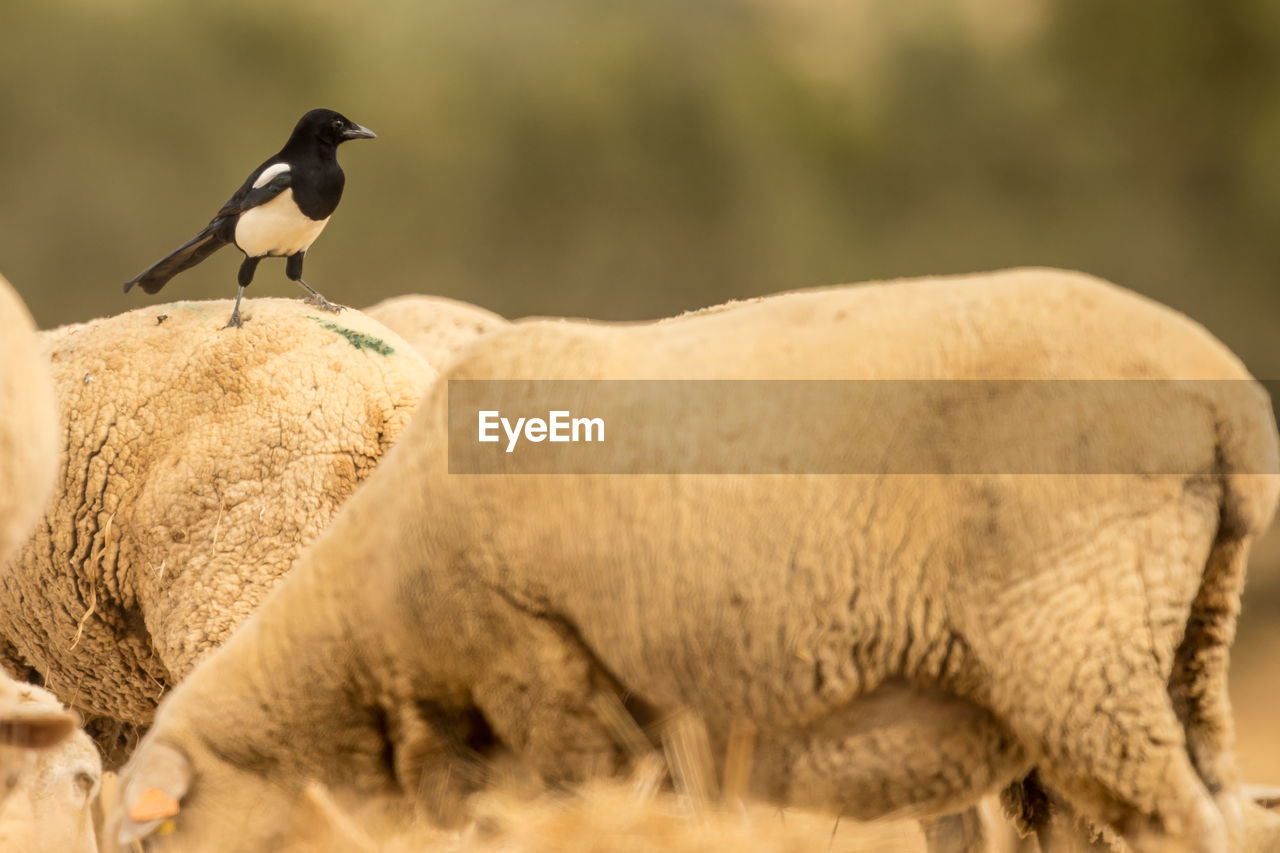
[{"xmin": 331, "ymin": 119, "xmax": 343, "ymax": 129}]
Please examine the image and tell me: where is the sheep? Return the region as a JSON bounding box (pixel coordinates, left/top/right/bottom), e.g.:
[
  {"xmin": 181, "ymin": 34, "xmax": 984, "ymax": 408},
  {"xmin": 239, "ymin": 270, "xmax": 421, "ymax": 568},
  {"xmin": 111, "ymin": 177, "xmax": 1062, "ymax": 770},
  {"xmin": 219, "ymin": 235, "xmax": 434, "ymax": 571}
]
[
  {"xmin": 111, "ymin": 269, "xmax": 1279, "ymax": 852},
  {"xmin": 0, "ymin": 675, "xmax": 101, "ymax": 853},
  {"xmin": 363, "ymin": 293, "xmax": 508, "ymax": 370},
  {"xmin": 0, "ymin": 274, "xmax": 99, "ymax": 851},
  {"xmin": 0, "ymin": 298, "xmax": 434, "ymax": 764},
  {"xmin": 0, "ymin": 273, "xmax": 58, "ymax": 567}
]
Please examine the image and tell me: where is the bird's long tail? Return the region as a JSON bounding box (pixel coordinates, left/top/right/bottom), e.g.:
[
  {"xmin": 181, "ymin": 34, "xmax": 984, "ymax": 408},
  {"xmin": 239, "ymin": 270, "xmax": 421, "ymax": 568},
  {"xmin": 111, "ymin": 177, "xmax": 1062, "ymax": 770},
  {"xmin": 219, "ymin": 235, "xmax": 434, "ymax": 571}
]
[{"xmin": 123, "ymin": 223, "xmax": 229, "ymax": 294}]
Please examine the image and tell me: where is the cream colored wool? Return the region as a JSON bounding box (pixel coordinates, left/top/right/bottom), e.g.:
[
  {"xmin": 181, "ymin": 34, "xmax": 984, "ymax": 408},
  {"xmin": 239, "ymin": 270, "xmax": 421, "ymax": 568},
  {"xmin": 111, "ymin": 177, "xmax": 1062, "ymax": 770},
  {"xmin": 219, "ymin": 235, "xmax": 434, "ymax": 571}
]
[
  {"xmin": 0, "ymin": 273, "xmax": 58, "ymax": 566},
  {"xmin": 0, "ymin": 275, "xmax": 93, "ymax": 851},
  {"xmin": 0, "ymin": 675, "xmax": 100, "ymax": 853},
  {"xmin": 116, "ymin": 270, "xmax": 1279, "ymax": 852},
  {"xmin": 363, "ymin": 294, "xmax": 507, "ymax": 371},
  {"xmin": 0, "ymin": 299, "xmax": 434, "ymax": 742}
]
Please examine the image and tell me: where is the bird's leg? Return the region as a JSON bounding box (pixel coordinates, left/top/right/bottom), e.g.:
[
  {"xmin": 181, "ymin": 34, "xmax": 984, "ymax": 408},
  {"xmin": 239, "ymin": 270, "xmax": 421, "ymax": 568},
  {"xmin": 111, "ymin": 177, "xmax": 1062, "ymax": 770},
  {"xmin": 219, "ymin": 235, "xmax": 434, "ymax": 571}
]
[
  {"xmin": 223, "ymin": 256, "xmax": 260, "ymax": 329},
  {"xmin": 296, "ymin": 278, "xmax": 342, "ymax": 313},
  {"xmin": 286, "ymin": 252, "xmax": 342, "ymax": 313},
  {"xmin": 223, "ymin": 285, "xmax": 247, "ymax": 329}
]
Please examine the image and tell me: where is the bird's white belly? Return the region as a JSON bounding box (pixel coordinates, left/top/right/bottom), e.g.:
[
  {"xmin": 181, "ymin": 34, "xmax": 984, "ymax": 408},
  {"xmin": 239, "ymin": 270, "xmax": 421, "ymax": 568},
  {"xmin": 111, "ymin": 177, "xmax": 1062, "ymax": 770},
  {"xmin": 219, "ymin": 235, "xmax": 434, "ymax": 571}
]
[{"xmin": 234, "ymin": 189, "xmax": 330, "ymax": 257}]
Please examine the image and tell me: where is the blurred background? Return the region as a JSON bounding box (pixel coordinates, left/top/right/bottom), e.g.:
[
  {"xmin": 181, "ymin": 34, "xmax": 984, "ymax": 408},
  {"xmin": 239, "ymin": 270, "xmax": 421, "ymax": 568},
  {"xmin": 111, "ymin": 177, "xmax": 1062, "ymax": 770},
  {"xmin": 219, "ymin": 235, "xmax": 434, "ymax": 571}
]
[{"xmin": 2, "ymin": 0, "xmax": 1278, "ymax": 782}]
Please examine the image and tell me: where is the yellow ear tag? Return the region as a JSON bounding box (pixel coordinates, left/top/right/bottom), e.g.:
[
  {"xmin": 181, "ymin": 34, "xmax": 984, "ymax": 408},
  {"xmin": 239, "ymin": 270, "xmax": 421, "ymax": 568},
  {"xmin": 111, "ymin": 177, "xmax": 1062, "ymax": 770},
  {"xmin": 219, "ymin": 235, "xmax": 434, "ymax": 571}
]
[
  {"xmin": 156, "ymin": 819, "xmax": 177, "ymax": 836},
  {"xmin": 129, "ymin": 787, "xmax": 181, "ymax": 822}
]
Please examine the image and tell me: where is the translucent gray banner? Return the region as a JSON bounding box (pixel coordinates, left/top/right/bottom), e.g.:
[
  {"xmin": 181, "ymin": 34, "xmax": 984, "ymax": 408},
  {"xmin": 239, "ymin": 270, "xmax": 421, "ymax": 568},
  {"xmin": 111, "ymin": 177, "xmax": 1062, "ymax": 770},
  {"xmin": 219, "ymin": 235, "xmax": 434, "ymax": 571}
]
[{"xmin": 447, "ymin": 380, "xmax": 1280, "ymax": 475}]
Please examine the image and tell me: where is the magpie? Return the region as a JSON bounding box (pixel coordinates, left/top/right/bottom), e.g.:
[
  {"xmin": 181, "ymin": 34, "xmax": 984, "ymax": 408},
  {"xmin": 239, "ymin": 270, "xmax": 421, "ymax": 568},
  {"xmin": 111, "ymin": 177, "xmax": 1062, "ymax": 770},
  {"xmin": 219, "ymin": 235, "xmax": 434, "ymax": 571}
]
[{"xmin": 123, "ymin": 108, "xmax": 376, "ymax": 328}]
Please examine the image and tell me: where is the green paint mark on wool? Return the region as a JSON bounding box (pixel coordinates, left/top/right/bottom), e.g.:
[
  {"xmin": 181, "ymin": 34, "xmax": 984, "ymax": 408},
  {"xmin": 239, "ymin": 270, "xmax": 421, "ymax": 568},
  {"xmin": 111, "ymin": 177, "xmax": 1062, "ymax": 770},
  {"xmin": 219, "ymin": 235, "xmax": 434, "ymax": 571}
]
[{"xmin": 314, "ymin": 319, "xmax": 395, "ymax": 356}]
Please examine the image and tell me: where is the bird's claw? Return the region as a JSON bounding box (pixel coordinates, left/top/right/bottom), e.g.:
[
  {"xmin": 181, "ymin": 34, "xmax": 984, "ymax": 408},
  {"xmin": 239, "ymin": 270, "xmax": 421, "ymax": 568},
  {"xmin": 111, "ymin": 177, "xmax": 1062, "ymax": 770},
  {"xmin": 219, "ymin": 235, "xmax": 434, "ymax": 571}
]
[
  {"xmin": 305, "ymin": 294, "xmax": 343, "ymax": 313},
  {"xmin": 222, "ymin": 310, "xmax": 245, "ymax": 330}
]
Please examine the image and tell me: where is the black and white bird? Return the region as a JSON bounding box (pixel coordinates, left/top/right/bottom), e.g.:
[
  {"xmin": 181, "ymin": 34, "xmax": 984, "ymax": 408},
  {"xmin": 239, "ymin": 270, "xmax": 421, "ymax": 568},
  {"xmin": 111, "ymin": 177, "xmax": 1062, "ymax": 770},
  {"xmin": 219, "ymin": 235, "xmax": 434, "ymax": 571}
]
[{"xmin": 123, "ymin": 108, "xmax": 376, "ymax": 328}]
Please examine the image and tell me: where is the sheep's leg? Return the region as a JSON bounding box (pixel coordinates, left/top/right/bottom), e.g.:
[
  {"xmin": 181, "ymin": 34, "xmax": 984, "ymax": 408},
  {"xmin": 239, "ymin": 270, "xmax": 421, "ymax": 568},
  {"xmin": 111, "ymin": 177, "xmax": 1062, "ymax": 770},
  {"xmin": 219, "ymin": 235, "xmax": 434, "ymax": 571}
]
[
  {"xmin": 388, "ymin": 588, "xmax": 632, "ymax": 828},
  {"xmin": 383, "ymin": 697, "xmax": 506, "ymax": 829},
  {"xmin": 921, "ymin": 809, "xmax": 987, "ymax": 853},
  {"xmin": 784, "ymin": 681, "xmax": 1029, "ymax": 832},
  {"xmin": 1001, "ymin": 772, "xmax": 1116, "ymax": 852},
  {"xmin": 1169, "ymin": 536, "xmax": 1248, "ymax": 826},
  {"xmin": 1005, "ymin": 665, "xmax": 1226, "ymax": 853},
  {"xmin": 468, "ymin": 595, "xmax": 629, "ymax": 787}
]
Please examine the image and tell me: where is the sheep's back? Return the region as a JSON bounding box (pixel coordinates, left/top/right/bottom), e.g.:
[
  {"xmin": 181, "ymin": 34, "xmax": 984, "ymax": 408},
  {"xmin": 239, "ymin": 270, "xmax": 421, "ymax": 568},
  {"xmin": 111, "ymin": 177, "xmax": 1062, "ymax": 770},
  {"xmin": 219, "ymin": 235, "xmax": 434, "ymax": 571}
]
[
  {"xmin": 363, "ymin": 293, "xmax": 507, "ymax": 372},
  {"xmin": 416, "ymin": 268, "xmax": 1277, "ymax": 722},
  {"xmin": 0, "ymin": 299, "xmax": 434, "ymax": 735}
]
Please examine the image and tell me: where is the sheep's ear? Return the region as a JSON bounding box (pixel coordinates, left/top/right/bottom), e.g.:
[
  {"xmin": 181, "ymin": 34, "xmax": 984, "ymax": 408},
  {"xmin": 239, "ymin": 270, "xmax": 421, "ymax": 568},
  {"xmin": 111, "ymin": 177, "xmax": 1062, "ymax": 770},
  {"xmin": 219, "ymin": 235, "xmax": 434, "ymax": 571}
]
[
  {"xmin": 0, "ymin": 704, "xmax": 75, "ymax": 748},
  {"xmin": 117, "ymin": 741, "xmax": 192, "ymax": 845},
  {"xmin": 1244, "ymin": 783, "xmax": 1280, "ymax": 811}
]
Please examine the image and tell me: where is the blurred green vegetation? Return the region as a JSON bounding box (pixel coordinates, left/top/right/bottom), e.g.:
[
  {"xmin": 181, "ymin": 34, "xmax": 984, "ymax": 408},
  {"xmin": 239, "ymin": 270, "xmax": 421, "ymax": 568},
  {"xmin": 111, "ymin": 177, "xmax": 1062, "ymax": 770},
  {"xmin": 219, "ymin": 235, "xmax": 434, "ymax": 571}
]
[{"xmin": 1, "ymin": 0, "xmax": 1278, "ymax": 377}]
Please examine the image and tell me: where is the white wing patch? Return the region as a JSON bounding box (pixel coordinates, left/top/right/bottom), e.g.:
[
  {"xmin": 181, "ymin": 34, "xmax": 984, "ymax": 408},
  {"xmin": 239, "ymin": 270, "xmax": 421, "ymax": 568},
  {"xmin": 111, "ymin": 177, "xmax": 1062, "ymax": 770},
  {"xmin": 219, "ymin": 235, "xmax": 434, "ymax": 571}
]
[{"xmin": 252, "ymin": 162, "xmax": 290, "ymax": 189}]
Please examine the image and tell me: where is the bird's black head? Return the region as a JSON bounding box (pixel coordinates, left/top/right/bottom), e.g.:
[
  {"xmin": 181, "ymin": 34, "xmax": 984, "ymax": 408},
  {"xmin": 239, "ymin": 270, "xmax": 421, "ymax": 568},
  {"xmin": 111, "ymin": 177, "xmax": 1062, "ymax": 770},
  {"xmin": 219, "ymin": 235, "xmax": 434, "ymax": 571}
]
[{"xmin": 290, "ymin": 108, "xmax": 377, "ymax": 148}]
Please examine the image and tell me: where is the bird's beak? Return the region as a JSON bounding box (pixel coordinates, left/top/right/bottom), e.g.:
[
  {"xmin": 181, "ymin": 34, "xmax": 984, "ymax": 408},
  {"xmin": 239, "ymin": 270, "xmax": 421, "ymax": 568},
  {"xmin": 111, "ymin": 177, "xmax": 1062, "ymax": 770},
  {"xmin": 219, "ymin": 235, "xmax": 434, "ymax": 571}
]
[{"xmin": 342, "ymin": 124, "xmax": 377, "ymax": 140}]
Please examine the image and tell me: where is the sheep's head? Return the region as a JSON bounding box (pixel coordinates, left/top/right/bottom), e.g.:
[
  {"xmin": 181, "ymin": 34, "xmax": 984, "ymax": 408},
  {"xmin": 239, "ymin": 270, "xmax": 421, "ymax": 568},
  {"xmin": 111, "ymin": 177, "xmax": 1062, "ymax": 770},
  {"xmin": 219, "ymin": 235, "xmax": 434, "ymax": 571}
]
[
  {"xmin": 114, "ymin": 735, "xmax": 305, "ymax": 853},
  {"xmin": 0, "ymin": 682, "xmax": 100, "ymax": 853}
]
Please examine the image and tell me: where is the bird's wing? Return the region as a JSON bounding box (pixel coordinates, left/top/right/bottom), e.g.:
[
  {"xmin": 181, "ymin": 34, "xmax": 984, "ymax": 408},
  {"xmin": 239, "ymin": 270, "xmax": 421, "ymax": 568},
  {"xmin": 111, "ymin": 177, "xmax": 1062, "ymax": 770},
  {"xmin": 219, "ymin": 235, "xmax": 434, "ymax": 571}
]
[
  {"xmin": 121, "ymin": 161, "xmax": 294, "ymax": 295},
  {"xmin": 123, "ymin": 225, "xmax": 228, "ymax": 294},
  {"xmin": 213, "ymin": 162, "xmax": 293, "ymax": 219}
]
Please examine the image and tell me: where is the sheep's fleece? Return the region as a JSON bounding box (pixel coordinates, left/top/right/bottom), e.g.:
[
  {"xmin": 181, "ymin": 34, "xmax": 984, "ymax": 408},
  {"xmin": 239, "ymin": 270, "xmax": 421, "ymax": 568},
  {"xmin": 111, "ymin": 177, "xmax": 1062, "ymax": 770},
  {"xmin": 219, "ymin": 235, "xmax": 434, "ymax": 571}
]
[
  {"xmin": 0, "ymin": 275, "xmax": 93, "ymax": 852},
  {"xmin": 363, "ymin": 293, "xmax": 507, "ymax": 369},
  {"xmin": 0, "ymin": 273, "xmax": 58, "ymax": 566},
  {"xmin": 116, "ymin": 270, "xmax": 1279, "ymax": 852},
  {"xmin": 0, "ymin": 299, "xmax": 433, "ymax": 746}
]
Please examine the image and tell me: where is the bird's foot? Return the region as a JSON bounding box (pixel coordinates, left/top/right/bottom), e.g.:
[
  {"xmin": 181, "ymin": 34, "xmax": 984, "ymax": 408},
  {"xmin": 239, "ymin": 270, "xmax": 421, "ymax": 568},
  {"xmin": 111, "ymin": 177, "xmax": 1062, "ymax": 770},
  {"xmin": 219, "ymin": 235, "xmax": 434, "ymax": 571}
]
[
  {"xmin": 304, "ymin": 293, "xmax": 343, "ymax": 313},
  {"xmin": 222, "ymin": 309, "xmax": 245, "ymax": 329}
]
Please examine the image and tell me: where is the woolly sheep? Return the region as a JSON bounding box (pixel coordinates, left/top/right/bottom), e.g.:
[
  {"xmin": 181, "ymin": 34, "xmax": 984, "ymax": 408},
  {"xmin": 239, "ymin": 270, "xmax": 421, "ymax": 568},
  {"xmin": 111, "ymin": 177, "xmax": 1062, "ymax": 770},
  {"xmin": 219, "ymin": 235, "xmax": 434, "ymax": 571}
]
[
  {"xmin": 0, "ymin": 273, "xmax": 95, "ymax": 852},
  {"xmin": 366, "ymin": 291, "xmax": 1013, "ymax": 853},
  {"xmin": 0, "ymin": 273, "xmax": 58, "ymax": 566},
  {"xmin": 113, "ymin": 269, "xmax": 1279, "ymax": 852},
  {"xmin": 0, "ymin": 675, "xmax": 101, "ymax": 853},
  {"xmin": 0, "ymin": 299, "xmax": 434, "ymax": 762},
  {"xmin": 363, "ymin": 293, "xmax": 508, "ymax": 370}
]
